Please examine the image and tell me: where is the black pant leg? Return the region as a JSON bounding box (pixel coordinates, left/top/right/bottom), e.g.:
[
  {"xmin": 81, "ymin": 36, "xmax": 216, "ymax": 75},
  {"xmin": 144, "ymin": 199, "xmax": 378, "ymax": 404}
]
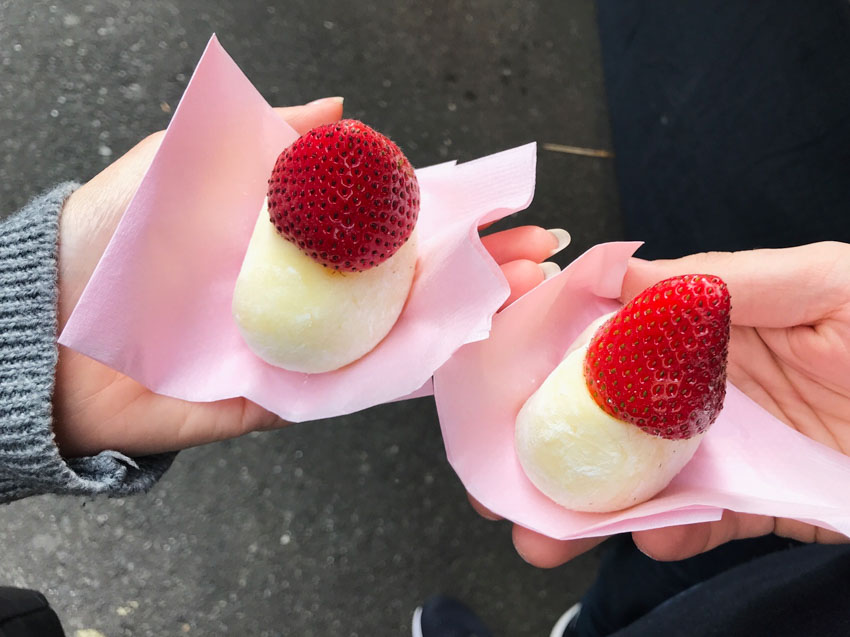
[
  {"xmin": 0, "ymin": 587, "xmax": 65, "ymax": 637},
  {"xmin": 597, "ymin": 0, "xmax": 850, "ymax": 259},
  {"xmin": 613, "ymin": 543, "xmax": 850, "ymax": 637},
  {"xmin": 573, "ymin": 534, "xmax": 799, "ymax": 637},
  {"xmin": 570, "ymin": 3, "xmax": 850, "ymax": 635}
]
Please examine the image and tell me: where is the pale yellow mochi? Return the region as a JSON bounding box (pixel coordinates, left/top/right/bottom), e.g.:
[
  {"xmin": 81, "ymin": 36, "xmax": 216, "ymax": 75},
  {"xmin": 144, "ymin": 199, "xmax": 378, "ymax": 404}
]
[
  {"xmin": 232, "ymin": 201, "xmax": 417, "ymax": 373},
  {"xmin": 515, "ymin": 322, "xmax": 703, "ymax": 513}
]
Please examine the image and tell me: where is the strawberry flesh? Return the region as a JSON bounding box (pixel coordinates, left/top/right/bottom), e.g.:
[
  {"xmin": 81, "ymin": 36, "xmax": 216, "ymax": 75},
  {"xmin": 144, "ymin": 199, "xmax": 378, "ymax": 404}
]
[
  {"xmin": 583, "ymin": 275, "xmax": 731, "ymax": 440},
  {"xmin": 267, "ymin": 119, "xmax": 419, "ymax": 272}
]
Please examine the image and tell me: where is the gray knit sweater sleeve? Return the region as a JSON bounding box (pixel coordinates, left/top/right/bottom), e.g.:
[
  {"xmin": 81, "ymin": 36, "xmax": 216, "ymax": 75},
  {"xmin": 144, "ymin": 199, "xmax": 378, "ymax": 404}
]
[{"xmin": 0, "ymin": 183, "xmax": 175, "ymax": 503}]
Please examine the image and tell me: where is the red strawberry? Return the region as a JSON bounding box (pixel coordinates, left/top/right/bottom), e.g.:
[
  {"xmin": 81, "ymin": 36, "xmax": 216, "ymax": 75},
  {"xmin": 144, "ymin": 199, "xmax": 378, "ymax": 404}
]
[
  {"xmin": 266, "ymin": 119, "xmax": 420, "ymax": 272},
  {"xmin": 583, "ymin": 275, "xmax": 731, "ymax": 440}
]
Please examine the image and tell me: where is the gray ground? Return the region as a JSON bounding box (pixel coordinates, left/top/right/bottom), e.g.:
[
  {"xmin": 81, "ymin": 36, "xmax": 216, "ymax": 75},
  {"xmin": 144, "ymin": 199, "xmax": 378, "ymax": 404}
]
[{"xmin": 0, "ymin": 1, "xmax": 622, "ymax": 635}]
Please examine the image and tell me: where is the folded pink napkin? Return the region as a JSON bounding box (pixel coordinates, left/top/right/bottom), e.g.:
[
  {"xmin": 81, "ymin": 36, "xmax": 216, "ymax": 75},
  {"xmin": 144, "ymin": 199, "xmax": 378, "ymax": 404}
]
[
  {"xmin": 434, "ymin": 242, "xmax": 850, "ymax": 540},
  {"xmin": 59, "ymin": 36, "xmax": 536, "ymax": 421}
]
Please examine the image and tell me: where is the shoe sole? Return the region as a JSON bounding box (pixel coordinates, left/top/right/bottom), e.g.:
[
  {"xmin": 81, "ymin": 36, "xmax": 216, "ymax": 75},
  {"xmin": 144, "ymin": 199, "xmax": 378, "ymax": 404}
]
[
  {"xmin": 550, "ymin": 602, "xmax": 582, "ymax": 637},
  {"xmin": 411, "ymin": 606, "xmax": 424, "ymax": 637}
]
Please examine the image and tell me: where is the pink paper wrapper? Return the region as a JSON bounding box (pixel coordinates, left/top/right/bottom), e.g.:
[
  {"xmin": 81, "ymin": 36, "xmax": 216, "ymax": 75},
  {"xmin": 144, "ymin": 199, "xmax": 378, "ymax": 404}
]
[
  {"xmin": 434, "ymin": 242, "xmax": 850, "ymax": 540},
  {"xmin": 59, "ymin": 36, "xmax": 536, "ymax": 421}
]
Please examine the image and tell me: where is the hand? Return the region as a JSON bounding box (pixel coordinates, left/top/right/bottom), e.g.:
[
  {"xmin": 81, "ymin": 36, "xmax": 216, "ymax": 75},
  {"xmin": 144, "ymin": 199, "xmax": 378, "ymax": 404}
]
[
  {"xmin": 53, "ymin": 98, "xmax": 562, "ymax": 458},
  {"xmin": 491, "ymin": 242, "xmax": 850, "ymax": 567}
]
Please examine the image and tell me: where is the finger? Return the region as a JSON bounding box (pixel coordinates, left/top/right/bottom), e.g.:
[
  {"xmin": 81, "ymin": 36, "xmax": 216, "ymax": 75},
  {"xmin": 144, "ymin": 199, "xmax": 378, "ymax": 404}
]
[
  {"xmin": 499, "ymin": 259, "xmax": 557, "ymax": 309},
  {"xmin": 773, "ymin": 518, "xmax": 850, "ymax": 545},
  {"xmin": 631, "ymin": 520, "xmax": 715, "ymax": 561},
  {"xmin": 467, "ymin": 493, "xmax": 503, "ymax": 521},
  {"xmin": 620, "ymin": 242, "xmax": 850, "ymax": 327},
  {"xmin": 481, "ymin": 226, "xmax": 569, "ymax": 264},
  {"xmin": 273, "ymin": 97, "xmax": 345, "ymax": 134},
  {"xmin": 512, "ymin": 525, "xmax": 606, "ymax": 568},
  {"xmin": 173, "ymin": 395, "xmax": 284, "ymax": 450},
  {"xmin": 632, "ymin": 511, "xmax": 775, "ymax": 561}
]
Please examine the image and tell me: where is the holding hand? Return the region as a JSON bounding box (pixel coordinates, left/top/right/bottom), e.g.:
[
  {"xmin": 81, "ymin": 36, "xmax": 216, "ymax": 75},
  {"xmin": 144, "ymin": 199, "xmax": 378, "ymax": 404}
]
[
  {"xmin": 53, "ymin": 98, "xmax": 562, "ymax": 458},
  {"xmin": 506, "ymin": 242, "xmax": 850, "ymax": 567}
]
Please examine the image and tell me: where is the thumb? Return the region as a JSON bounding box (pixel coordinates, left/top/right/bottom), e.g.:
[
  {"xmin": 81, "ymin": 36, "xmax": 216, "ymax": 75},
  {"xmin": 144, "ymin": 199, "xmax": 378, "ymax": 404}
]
[
  {"xmin": 620, "ymin": 242, "xmax": 850, "ymax": 328},
  {"xmin": 273, "ymin": 97, "xmax": 345, "ymax": 135}
]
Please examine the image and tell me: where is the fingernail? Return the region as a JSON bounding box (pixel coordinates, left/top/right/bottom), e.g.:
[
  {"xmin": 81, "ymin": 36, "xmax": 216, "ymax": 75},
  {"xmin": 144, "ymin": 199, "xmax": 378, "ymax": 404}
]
[
  {"xmin": 539, "ymin": 262, "xmax": 561, "ymax": 280},
  {"xmin": 547, "ymin": 228, "xmax": 571, "ymax": 256},
  {"xmin": 308, "ymin": 96, "xmax": 345, "ymax": 106}
]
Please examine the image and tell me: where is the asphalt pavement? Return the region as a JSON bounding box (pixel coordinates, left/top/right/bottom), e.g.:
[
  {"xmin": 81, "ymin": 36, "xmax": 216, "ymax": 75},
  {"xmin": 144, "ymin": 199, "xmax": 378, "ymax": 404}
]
[{"xmin": 0, "ymin": 1, "xmax": 622, "ymax": 635}]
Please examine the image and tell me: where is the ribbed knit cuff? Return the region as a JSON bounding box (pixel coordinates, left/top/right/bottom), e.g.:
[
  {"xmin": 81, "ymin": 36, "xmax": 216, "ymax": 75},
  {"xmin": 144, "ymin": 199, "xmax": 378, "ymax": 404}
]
[{"xmin": 0, "ymin": 184, "xmax": 175, "ymax": 503}]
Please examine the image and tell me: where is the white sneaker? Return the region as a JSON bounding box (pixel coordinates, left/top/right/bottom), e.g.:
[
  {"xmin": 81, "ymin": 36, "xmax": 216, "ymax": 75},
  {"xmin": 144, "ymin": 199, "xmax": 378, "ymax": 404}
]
[
  {"xmin": 412, "ymin": 595, "xmax": 493, "ymax": 637},
  {"xmin": 550, "ymin": 602, "xmax": 582, "ymax": 637}
]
